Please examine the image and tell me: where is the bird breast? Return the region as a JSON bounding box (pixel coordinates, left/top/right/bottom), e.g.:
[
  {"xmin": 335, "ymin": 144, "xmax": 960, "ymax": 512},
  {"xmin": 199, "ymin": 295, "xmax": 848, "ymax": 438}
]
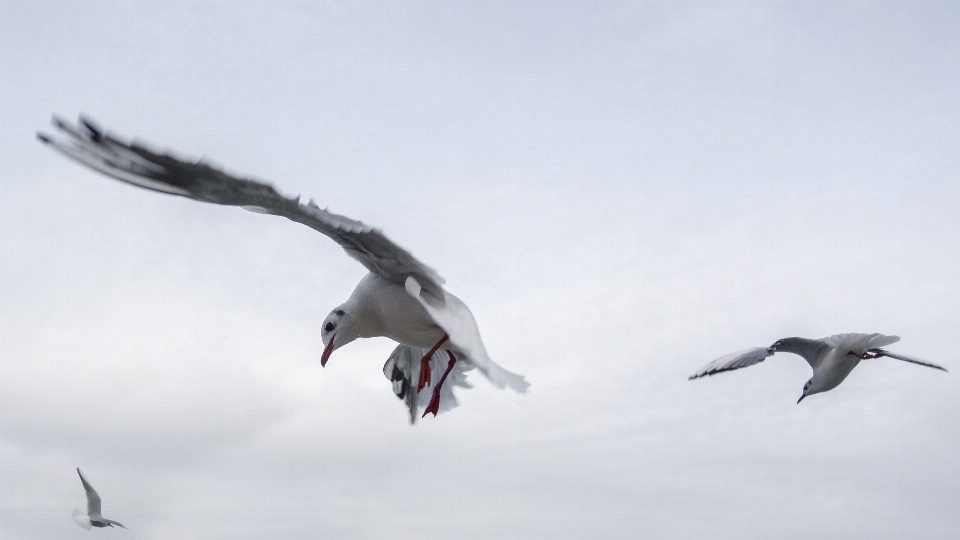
[
  {"xmin": 816, "ymin": 349, "xmax": 861, "ymax": 391},
  {"xmin": 350, "ymin": 274, "xmax": 447, "ymax": 349}
]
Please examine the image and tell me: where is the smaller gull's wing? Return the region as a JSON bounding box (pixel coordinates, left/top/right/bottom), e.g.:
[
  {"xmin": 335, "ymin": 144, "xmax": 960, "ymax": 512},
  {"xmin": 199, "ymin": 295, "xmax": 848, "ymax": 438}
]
[
  {"xmin": 869, "ymin": 349, "xmax": 949, "ymax": 372},
  {"xmin": 37, "ymin": 116, "xmax": 446, "ymax": 301},
  {"xmin": 76, "ymin": 468, "xmax": 102, "ymax": 519},
  {"xmin": 689, "ymin": 347, "xmax": 774, "ymax": 380},
  {"xmin": 384, "ymin": 345, "xmax": 473, "ymax": 424},
  {"xmin": 772, "ymin": 337, "xmax": 832, "ymax": 369}
]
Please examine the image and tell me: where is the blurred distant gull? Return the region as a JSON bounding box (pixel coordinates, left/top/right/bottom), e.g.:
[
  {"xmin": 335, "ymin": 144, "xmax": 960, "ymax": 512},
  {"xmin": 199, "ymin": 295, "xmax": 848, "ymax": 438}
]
[
  {"xmin": 38, "ymin": 116, "xmax": 528, "ymax": 422},
  {"xmin": 689, "ymin": 333, "xmax": 947, "ymax": 403},
  {"xmin": 72, "ymin": 468, "xmax": 127, "ymax": 530}
]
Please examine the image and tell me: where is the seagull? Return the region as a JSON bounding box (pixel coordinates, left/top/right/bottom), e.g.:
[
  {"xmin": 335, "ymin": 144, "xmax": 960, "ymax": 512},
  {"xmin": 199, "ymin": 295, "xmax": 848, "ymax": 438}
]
[
  {"xmin": 72, "ymin": 468, "xmax": 127, "ymax": 530},
  {"xmin": 689, "ymin": 333, "xmax": 947, "ymax": 403},
  {"xmin": 38, "ymin": 116, "xmax": 529, "ymax": 421}
]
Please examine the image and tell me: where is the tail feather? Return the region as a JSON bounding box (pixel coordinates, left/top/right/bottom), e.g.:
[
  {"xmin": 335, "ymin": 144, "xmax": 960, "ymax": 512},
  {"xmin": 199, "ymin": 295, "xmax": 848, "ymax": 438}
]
[{"xmin": 476, "ymin": 361, "xmax": 530, "ymax": 393}]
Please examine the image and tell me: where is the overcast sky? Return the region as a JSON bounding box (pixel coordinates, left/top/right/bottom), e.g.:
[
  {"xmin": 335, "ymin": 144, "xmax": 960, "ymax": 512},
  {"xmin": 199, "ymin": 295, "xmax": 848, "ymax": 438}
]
[{"xmin": 1, "ymin": 1, "xmax": 958, "ymax": 539}]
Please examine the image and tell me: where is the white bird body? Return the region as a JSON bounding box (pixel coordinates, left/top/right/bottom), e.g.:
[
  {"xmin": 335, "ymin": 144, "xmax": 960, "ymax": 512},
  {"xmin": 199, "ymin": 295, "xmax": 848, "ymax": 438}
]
[
  {"xmin": 325, "ymin": 273, "xmax": 528, "ymax": 392},
  {"xmin": 39, "ymin": 116, "xmax": 528, "ymax": 423},
  {"xmin": 810, "ymin": 346, "xmax": 860, "ymax": 393},
  {"xmin": 811, "ymin": 333, "xmax": 897, "ymax": 393},
  {"xmin": 338, "ymin": 273, "xmax": 447, "ymax": 348},
  {"xmin": 690, "ymin": 333, "xmax": 947, "ymax": 402}
]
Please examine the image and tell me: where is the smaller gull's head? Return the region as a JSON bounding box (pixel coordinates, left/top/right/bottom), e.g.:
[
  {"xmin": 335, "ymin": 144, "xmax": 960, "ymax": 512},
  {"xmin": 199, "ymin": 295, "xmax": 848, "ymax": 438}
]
[
  {"xmin": 797, "ymin": 377, "xmax": 827, "ymax": 403},
  {"xmin": 797, "ymin": 379, "xmax": 812, "ymax": 403}
]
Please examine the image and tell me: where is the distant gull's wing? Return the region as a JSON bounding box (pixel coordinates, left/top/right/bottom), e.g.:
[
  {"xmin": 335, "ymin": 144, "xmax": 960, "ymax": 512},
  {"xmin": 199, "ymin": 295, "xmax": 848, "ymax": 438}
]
[
  {"xmin": 383, "ymin": 345, "xmax": 474, "ymax": 424},
  {"xmin": 37, "ymin": 115, "xmax": 446, "ymax": 302},
  {"xmin": 868, "ymin": 349, "xmax": 949, "ymax": 372},
  {"xmin": 76, "ymin": 468, "xmax": 102, "ymax": 519},
  {"xmin": 688, "ymin": 346, "xmax": 774, "ymax": 379}
]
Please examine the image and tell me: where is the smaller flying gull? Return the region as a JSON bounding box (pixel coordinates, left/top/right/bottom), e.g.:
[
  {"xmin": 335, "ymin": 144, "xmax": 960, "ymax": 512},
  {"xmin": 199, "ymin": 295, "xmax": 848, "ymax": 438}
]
[
  {"xmin": 689, "ymin": 333, "xmax": 947, "ymax": 403},
  {"xmin": 72, "ymin": 468, "xmax": 127, "ymax": 530}
]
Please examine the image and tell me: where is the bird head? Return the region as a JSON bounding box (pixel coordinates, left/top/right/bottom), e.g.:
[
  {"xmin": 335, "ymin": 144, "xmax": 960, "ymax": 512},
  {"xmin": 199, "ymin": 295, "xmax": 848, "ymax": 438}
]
[
  {"xmin": 320, "ymin": 306, "xmax": 357, "ymax": 366},
  {"xmin": 797, "ymin": 377, "xmax": 825, "ymax": 403}
]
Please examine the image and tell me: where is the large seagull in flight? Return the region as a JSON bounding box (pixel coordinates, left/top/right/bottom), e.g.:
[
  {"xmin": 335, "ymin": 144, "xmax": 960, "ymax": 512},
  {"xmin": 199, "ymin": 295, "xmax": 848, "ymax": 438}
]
[{"xmin": 39, "ymin": 116, "xmax": 529, "ymax": 423}]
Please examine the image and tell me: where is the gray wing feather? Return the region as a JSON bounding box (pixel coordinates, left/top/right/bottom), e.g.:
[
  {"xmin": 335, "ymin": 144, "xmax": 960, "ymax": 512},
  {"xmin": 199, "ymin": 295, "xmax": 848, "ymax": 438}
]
[
  {"xmin": 689, "ymin": 347, "xmax": 774, "ymax": 379},
  {"xmin": 38, "ymin": 116, "xmax": 446, "ymax": 301},
  {"xmin": 779, "ymin": 337, "xmax": 832, "ymax": 369},
  {"xmin": 870, "ymin": 349, "xmax": 949, "ymax": 372},
  {"xmin": 76, "ymin": 468, "xmax": 102, "ymax": 519}
]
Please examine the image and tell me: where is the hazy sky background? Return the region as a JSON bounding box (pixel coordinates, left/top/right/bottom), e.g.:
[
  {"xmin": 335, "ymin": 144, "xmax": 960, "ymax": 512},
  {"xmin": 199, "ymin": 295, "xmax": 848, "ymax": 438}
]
[{"xmin": 1, "ymin": 1, "xmax": 958, "ymax": 538}]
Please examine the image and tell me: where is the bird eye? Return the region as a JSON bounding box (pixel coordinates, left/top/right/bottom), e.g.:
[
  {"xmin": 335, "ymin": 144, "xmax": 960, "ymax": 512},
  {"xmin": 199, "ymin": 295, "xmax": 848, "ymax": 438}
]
[
  {"xmin": 335, "ymin": 309, "xmax": 345, "ymax": 316},
  {"xmin": 324, "ymin": 322, "xmax": 335, "ymax": 332}
]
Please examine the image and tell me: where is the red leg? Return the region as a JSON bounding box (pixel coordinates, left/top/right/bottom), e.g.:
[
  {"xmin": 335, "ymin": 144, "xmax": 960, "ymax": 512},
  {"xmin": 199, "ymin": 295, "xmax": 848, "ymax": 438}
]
[
  {"xmin": 417, "ymin": 334, "xmax": 449, "ymax": 393},
  {"xmin": 423, "ymin": 351, "xmax": 457, "ymax": 419}
]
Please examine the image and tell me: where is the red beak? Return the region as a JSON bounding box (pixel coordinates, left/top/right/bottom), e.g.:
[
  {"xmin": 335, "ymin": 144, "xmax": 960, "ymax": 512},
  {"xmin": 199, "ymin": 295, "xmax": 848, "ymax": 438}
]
[{"xmin": 321, "ymin": 334, "xmax": 336, "ymax": 367}]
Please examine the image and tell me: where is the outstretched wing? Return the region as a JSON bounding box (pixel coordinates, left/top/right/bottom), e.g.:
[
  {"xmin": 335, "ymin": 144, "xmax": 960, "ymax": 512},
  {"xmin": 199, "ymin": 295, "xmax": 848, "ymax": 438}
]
[
  {"xmin": 383, "ymin": 345, "xmax": 474, "ymax": 424},
  {"xmin": 37, "ymin": 116, "xmax": 446, "ymax": 302},
  {"xmin": 869, "ymin": 349, "xmax": 949, "ymax": 372},
  {"xmin": 76, "ymin": 468, "xmax": 102, "ymax": 519},
  {"xmin": 688, "ymin": 346, "xmax": 774, "ymax": 379}
]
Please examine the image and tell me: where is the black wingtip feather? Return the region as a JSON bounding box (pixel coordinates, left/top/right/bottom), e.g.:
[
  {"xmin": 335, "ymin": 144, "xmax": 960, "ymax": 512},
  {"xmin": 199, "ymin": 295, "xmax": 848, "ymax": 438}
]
[
  {"xmin": 78, "ymin": 116, "xmax": 102, "ymax": 140},
  {"xmin": 36, "ymin": 132, "xmax": 50, "ymax": 144}
]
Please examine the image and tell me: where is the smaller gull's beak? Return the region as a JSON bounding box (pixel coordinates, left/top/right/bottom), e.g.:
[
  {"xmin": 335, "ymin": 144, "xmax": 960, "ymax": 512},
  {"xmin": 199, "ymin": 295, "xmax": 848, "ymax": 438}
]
[
  {"xmin": 797, "ymin": 393, "xmax": 807, "ymax": 404},
  {"xmin": 321, "ymin": 334, "xmax": 336, "ymax": 367}
]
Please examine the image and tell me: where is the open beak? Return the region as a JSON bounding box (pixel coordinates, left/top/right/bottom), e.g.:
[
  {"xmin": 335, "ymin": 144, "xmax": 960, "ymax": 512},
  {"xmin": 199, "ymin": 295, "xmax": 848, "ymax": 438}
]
[
  {"xmin": 321, "ymin": 334, "xmax": 336, "ymax": 367},
  {"xmin": 797, "ymin": 393, "xmax": 807, "ymax": 404}
]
